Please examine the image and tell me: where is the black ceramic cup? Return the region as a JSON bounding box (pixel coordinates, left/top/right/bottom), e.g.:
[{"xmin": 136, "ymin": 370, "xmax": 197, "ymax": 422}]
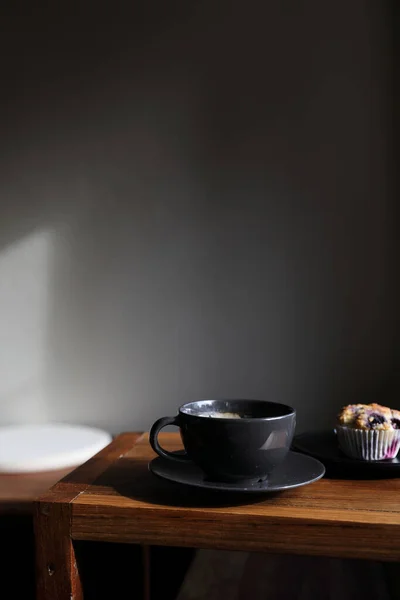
[{"xmin": 149, "ymin": 399, "xmax": 296, "ymax": 483}]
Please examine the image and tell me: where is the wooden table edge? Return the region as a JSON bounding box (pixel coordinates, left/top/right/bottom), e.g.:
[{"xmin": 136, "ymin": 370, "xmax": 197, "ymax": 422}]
[
  {"xmin": 34, "ymin": 432, "xmax": 144, "ymax": 600},
  {"xmin": 35, "ymin": 432, "xmax": 144, "ymax": 506}
]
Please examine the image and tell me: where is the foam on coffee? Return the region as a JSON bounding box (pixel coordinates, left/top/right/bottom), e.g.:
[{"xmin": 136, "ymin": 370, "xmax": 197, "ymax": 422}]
[{"xmin": 201, "ymin": 411, "xmax": 243, "ymax": 419}]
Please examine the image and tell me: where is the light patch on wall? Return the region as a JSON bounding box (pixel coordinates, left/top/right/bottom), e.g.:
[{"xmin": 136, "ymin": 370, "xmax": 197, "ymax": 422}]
[{"xmin": 0, "ymin": 229, "xmax": 52, "ymax": 424}]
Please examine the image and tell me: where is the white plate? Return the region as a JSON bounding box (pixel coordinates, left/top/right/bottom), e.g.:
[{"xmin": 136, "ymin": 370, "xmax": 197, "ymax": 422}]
[{"xmin": 0, "ymin": 424, "xmax": 112, "ymax": 472}]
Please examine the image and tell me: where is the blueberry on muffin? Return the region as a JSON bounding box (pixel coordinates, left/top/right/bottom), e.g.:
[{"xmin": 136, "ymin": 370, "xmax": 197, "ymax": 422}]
[
  {"xmin": 390, "ymin": 409, "xmax": 400, "ymax": 430},
  {"xmin": 336, "ymin": 403, "xmax": 400, "ymax": 460},
  {"xmin": 354, "ymin": 404, "xmax": 392, "ymax": 431}
]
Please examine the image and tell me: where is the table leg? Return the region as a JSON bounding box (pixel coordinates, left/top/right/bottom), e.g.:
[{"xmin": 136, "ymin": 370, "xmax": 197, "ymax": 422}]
[
  {"xmin": 143, "ymin": 545, "xmax": 151, "ymax": 600},
  {"xmin": 35, "ymin": 501, "xmax": 83, "ymax": 600}
]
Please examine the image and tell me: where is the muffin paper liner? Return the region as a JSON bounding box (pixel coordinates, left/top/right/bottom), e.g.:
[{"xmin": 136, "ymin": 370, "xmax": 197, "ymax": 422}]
[{"xmin": 336, "ymin": 426, "xmax": 400, "ymax": 461}]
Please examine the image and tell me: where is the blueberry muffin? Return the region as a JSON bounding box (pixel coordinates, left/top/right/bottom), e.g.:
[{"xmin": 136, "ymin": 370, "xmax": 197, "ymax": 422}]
[{"xmin": 336, "ymin": 403, "xmax": 400, "ymax": 460}]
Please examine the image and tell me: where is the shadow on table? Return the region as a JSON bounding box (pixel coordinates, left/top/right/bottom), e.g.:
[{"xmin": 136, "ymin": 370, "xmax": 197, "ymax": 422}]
[
  {"xmin": 65, "ymin": 454, "xmax": 400, "ymax": 508},
  {"xmin": 107, "ymin": 458, "xmax": 278, "ymax": 508}
]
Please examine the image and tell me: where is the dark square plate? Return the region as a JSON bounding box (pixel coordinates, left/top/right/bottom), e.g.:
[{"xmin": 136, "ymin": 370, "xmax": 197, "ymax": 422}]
[{"xmin": 292, "ymin": 430, "xmax": 400, "ymax": 473}]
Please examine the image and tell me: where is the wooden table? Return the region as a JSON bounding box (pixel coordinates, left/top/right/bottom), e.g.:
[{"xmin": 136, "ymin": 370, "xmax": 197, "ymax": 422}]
[{"xmin": 35, "ymin": 432, "xmax": 400, "ymax": 600}]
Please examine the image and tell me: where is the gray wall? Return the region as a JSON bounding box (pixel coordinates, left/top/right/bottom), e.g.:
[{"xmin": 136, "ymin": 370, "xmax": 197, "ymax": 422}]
[{"xmin": 0, "ymin": 1, "xmax": 395, "ymax": 433}]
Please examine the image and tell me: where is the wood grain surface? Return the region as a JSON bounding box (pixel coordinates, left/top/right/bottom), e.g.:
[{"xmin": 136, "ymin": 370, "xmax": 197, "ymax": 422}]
[{"xmin": 71, "ymin": 433, "xmax": 400, "ymax": 562}]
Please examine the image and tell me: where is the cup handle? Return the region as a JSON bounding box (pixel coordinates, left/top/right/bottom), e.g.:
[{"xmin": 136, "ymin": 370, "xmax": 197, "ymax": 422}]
[{"xmin": 149, "ymin": 415, "xmax": 191, "ymax": 462}]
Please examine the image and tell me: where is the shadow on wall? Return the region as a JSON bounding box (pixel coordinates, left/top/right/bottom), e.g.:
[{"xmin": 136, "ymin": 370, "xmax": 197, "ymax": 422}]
[{"xmin": 0, "ymin": 1, "xmax": 396, "ymax": 433}]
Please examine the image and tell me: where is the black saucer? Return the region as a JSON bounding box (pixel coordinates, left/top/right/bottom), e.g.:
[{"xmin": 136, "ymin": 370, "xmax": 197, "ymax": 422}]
[
  {"xmin": 149, "ymin": 451, "xmax": 325, "ymax": 493},
  {"xmin": 292, "ymin": 430, "xmax": 400, "ymax": 472}
]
